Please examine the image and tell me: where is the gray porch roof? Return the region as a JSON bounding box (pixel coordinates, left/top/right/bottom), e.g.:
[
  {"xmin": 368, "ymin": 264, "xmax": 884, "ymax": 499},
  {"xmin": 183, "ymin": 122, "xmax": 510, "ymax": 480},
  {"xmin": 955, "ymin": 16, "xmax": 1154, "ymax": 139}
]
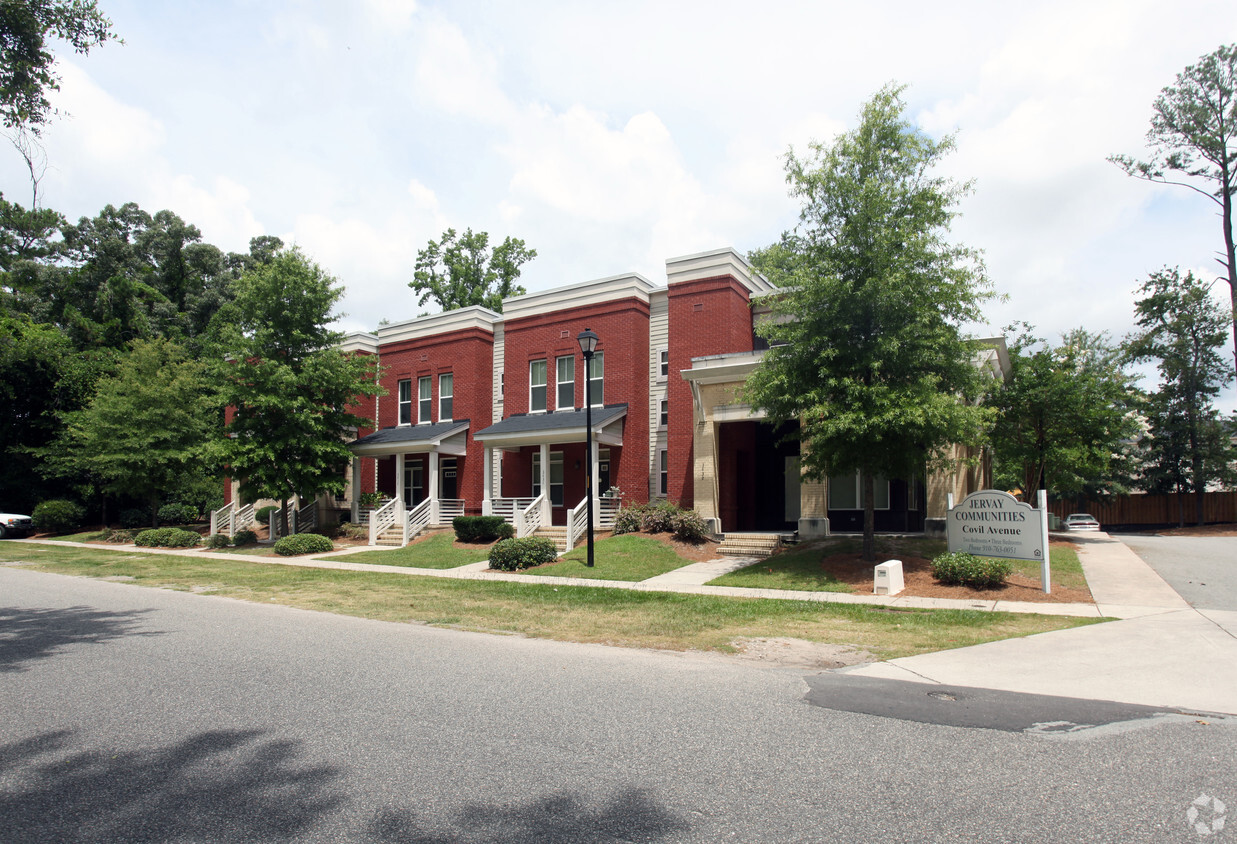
[
  {"xmin": 349, "ymin": 420, "xmax": 470, "ymax": 457},
  {"xmin": 474, "ymin": 404, "xmax": 627, "ymax": 449}
]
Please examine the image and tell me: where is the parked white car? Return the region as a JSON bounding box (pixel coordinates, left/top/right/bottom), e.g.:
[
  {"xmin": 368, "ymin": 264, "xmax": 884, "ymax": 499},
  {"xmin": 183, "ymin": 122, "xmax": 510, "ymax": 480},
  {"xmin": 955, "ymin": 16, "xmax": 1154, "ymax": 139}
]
[
  {"xmin": 1063, "ymin": 513, "xmax": 1101, "ymax": 531},
  {"xmin": 1, "ymin": 512, "xmax": 34, "ymax": 539}
]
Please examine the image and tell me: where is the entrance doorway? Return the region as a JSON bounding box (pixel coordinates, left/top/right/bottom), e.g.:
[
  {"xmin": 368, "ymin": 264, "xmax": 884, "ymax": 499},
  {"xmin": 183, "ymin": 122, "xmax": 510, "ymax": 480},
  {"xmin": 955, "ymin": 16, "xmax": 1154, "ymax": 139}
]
[{"xmin": 717, "ymin": 420, "xmax": 799, "ymax": 532}]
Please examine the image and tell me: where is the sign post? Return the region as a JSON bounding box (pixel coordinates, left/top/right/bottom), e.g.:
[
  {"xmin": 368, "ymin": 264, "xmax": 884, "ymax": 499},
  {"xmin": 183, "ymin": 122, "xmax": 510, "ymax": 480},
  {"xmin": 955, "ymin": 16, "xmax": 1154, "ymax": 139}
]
[{"xmin": 946, "ymin": 489, "xmax": 1051, "ymax": 594}]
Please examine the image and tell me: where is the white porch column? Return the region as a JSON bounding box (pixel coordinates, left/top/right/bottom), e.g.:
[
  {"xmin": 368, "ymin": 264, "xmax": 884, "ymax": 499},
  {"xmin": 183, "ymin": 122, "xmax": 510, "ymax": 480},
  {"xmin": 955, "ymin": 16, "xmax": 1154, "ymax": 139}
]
[
  {"xmin": 539, "ymin": 442, "xmax": 551, "ymax": 524},
  {"xmin": 482, "ymin": 446, "xmax": 493, "ymax": 515},
  {"xmin": 351, "ymin": 457, "xmax": 361, "ymax": 523},
  {"xmin": 591, "ymin": 438, "xmax": 601, "ymax": 522},
  {"xmin": 395, "ymin": 453, "xmax": 405, "ymax": 507},
  {"xmin": 428, "ymin": 451, "xmax": 440, "ymax": 523}
]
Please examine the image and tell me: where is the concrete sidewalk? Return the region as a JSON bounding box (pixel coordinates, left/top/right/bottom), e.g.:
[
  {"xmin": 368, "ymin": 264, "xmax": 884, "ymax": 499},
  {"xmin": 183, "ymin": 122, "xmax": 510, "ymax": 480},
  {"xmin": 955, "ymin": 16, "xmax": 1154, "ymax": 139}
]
[{"xmin": 844, "ymin": 532, "xmax": 1237, "ymax": 715}]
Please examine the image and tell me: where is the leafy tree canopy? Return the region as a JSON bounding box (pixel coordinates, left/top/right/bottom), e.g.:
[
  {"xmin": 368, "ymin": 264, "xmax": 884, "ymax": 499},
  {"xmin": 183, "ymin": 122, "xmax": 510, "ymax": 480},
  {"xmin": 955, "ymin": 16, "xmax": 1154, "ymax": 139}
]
[
  {"xmin": 744, "ymin": 84, "xmax": 994, "ymax": 561},
  {"xmin": 1110, "ymin": 43, "xmax": 1237, "ymax": 377},
  {"xmin": 0, "ymin": 0, "xmax": 119, "ymax": 134},
  {"xmin": 409, "ymin": 227, "xmax": 535, "ymax": 314}
]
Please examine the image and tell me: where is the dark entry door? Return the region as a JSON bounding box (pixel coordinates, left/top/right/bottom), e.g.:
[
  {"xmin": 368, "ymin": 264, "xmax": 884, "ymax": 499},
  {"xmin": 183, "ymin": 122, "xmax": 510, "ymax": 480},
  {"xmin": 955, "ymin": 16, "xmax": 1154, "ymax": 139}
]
[{"xmin": 441, "ymin": 458, "xmax": 458, "ymax": 499}]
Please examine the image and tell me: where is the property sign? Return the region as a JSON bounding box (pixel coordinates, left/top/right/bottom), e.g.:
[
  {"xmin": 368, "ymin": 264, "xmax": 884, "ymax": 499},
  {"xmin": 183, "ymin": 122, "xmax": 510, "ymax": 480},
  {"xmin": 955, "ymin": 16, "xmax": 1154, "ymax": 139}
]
[{"xmin": 947, "ymin": 489, "xmax": 1046, "ymax": 564}]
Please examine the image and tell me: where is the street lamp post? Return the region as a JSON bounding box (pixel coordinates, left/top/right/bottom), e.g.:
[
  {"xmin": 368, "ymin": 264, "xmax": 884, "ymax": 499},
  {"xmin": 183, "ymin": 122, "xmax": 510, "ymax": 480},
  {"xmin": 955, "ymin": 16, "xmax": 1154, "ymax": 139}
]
[{"xmin": 577, "ymin": 328, "xmax": 599, "ymax": 568}]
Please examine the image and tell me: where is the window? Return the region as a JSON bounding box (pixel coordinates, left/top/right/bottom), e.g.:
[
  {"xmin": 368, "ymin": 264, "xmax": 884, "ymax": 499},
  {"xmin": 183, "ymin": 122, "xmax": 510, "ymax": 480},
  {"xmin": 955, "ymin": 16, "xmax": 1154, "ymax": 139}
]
[
  {"xmin": 439, "ymin": 373, "xmax": 453, "ymax": 421},
  {"xmin": 418, "ymin": 376, "xmax": 432, "ymax": 423},
  {"xmin": 658, "ymin": 448, "xmax": 668, "ymax": 496},
  {"xmin": 398, "ymin": 379, "xmax": 412, "ymax": 425},
  {"xmin": 530, "ymin": 360, "xmax": 547, "ymax": 412},
  {"xmin": 587, "ymin": 351, "xmax": 603, "ymax": 407},
  {"xmin": 657, "ymin": 347, "xmax": 668, "ymax": 381},
  {"xmin": 659, "ymin": 397, "xmax": 668, "ymax": 428},
  {"xmin": 828, "ymin": 472, "xmax": 890, "ymax": 510},
  {"xmin": 907, "ymin": 473, "xmax": 919, "ymax": 511},
  {"xmin": 556, "ymin": 355, "xmax": 574, "ymax": 410}
]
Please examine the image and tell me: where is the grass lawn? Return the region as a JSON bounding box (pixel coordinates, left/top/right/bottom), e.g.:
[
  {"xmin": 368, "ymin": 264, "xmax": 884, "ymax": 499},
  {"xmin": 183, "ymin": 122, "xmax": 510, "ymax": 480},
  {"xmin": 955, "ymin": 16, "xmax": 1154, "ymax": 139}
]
[
  {"xmin": 521, "ymin": 534, "xmax": 692, "ymax": 582},
  {"xmin": 48, "ymin": 530, "xmax": 114, "ymax": 543},
  {"xmin": 0, "ymin": 542, "xmax": 1104, "ymax": 660},
  {"xmin": 709, "ymin": 536, "xmax": 1085, "ymax": 594},
  {"xmin": 339, "ymin": 531, "xmax": 492, "ymax": 569}
]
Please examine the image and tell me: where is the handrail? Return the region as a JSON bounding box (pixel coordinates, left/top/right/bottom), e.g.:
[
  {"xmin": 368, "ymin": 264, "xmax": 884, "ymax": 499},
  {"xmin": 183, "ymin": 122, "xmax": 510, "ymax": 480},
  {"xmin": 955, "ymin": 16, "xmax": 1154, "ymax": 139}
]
[
  {"xmin": 437, "ymin": 499, "xmax": 465, "ymax": 523},
  {"xmin": 406, "ymin": 497, "xmax": 433, "ymax": 543},
  {"xmin": 516, "ymin": 493, "xmax": 546, "ymax": 537},
  {"xmin": 210, "ymin": 503, "xmax": 234, "ymax": 537},
  {"xmin": 236, "ymin": 503, "xmax": 255, "ymax": 531},
  {"xmin": 369, "ymin": 497, "xmax": 400, "ymax": 546},
  {"xmin": 565, "ymin": 497, "xmax": 588, "ymax": 552},
  {"xmin": 599, "ymin": 497, "xmax": 621, "ymax": 530},
  {"xmin": 297, "ymin": 500, "xmax": 316, "ymax": 532},
  {"xmin": 491, "ymin": 497, "xmax": 535, "ymax": 523}
]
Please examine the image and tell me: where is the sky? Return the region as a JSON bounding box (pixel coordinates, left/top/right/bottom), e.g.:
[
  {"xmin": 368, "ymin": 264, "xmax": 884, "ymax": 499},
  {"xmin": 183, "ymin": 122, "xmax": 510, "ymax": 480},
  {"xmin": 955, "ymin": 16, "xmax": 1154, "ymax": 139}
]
[{"xmin": 4, "ymin": 0, "xmax": 1236, "ymax": 409}]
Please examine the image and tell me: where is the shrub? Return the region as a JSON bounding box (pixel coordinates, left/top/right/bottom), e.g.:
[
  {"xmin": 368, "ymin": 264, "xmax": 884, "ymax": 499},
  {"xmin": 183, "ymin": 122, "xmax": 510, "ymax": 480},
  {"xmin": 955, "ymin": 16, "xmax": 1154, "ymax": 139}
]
[
  {"xmin": 488, "ymin": 537, "xmax": 558, "ymax": 571},
  {"xmin": 612, "ymin": 506, "xmax": 644, "ymax": 535},
  {"xmin": 671, "ymin": 509, "xmax": 709, "ymax": 543},
  {"xmin": 157, "ymin": 502, "xmax": 199, "ymax": 525},
  {"xmin": 274, "ymin": 533, "xmax": 334, "ymax": 556},
  {"xmin": 232, "ymin": 528, "xmax": 258, "ymax": 547},
  {"xmin": 931, "ymin": 551, "xmax": 1013, "ymax": 589},
  {"xmin": 119, "ymin": 508, "xmax": 150, "ymax": 529},
  {"xmin": 313, "ymin": 521, "xmax": 341, "ymax": 539},
  {"xmin": 358, "ymin": 491, "xmax": 384, "ymax": 510},
  {"xmin": 453, "ymin": 515, "xmax": 514, "ymax": 543},
  {"xmin": 255, "ymin": 505, "xmax": 278, "ymax": 523},
  {"xmin": 338, "ymin": 523, "xmax": 368, "ymax": 541},
  {"xmin": 32, "ymin": 499, "xmax": 85, "ymax": 534},
  {"xmin": 204, "ymin": 533, "xmax": 231, "ymax": 549},
  {"xmin": 642, "ymin": 501, "xmax": 680, "ymax": 534},
  {"xmin": 105, "ymin": 529, "xmax": 137, "ymax": 544},
  {"xmin": 134, "ymin": 527, "xmax": 201, "ymax": 548}
]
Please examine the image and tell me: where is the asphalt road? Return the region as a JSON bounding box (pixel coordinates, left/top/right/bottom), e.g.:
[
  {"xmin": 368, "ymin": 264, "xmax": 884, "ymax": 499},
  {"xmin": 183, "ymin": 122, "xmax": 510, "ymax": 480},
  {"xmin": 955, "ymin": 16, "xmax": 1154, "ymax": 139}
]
[
  {"xmin": 2, "ymin": 566, "xmax": 1235, "ymax": 843},
  {"xmin": 1118, "ymin": 534, "xmax": 1237, "ymax": 611}
]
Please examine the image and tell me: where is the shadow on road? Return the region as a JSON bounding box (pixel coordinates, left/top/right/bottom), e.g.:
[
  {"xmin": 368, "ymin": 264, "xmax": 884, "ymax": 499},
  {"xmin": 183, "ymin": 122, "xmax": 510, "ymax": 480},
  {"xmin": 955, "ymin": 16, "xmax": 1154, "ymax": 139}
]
[
  {"xmin": 0, "ymin": 605, "xmax": 161, "ymax": 672},
  {"xmin": 0, "ymin": 728, "xmax": 343, "ymax": 843},
  {"xmin": 368, "ymin": 788, "xmax": 692, "ymax": 843}
]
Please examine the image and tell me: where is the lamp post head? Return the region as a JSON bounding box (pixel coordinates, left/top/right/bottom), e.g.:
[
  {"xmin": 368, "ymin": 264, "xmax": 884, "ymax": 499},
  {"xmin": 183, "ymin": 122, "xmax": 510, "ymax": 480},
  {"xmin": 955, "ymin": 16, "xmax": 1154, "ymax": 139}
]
[{"xmin": 577, "ymin": 327, "xmax": 599, "ymax": 357}]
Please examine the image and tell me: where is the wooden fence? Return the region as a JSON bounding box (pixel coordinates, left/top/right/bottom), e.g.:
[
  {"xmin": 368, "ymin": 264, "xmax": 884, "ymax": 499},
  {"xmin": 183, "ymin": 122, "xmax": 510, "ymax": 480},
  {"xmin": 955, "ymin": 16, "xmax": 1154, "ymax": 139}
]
[{"xmin": 1047, "ymin": 491, "xmax": 1237, "ymax": 528}]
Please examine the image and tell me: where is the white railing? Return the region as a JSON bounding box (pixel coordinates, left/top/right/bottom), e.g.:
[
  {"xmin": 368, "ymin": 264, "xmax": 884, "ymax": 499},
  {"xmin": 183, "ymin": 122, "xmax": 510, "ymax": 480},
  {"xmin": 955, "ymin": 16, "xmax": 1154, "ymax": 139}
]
[
  {"xmin": 565, "ymin": 497, "xmax": 588, "ymax": 552},
  {"xmin": 357, "ymin": 499, "xmax": 393, "ymax": 525},
  {"xmin": 368, "ymin": 497, "xmax": 400, "ymax": 546},
  {"xmin": 210, "ymin": 503, "xmax": 233, "ymax": 537},
  {"xmin": 599, "ymin": 497, "xmax": 621, "ymax": 530},
  {"xmin": 437, "ymin": 499, "xmax": 465, "ymax": 524},
  {"xmin": 406, "ymin": 497, "xmax": 432, "ymax": 543},
  {"xmin": 515, "ymin": 493, "xmax": 546, "ymax": 537},
  {"xmin": 236, "ymin": 503, "xmax": 255, "ymax": 531},
  {"xmin": 491, "ymin": 497, "xmax": 535, "ymax": 524}
]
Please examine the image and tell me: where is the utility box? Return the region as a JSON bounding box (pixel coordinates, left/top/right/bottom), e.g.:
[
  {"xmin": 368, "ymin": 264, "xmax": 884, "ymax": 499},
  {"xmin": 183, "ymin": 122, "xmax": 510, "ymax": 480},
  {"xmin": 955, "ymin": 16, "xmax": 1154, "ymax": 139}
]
[{"xmin": 874, "ymin": 560, "xmax": 905, "ymax": 596}]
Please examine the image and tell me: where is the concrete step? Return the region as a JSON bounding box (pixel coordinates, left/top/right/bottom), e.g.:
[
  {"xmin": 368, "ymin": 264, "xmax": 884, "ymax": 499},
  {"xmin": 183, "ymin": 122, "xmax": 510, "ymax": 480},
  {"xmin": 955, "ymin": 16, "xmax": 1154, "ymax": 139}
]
[
  {"xmin": 717, "ymin": 533, "xmax": 783, "ymax": 558},
  {"xmin": 534, "ymin": 526, "xmax": 571, "ymax": 554}
]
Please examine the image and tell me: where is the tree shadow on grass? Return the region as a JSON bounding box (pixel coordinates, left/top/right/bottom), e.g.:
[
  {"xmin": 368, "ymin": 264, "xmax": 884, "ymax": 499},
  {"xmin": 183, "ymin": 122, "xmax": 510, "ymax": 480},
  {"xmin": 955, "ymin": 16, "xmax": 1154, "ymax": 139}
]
[
  {"xmin": 0, "ymin": 728, "xmax": 343, "ymax": 843},
  {"xmin": 368, "ymin": 787, "xmax": 693, "ymax": 843},
  {"xmin": 0, "ymin": 605, "xmax": 161, "ymax": 672}
]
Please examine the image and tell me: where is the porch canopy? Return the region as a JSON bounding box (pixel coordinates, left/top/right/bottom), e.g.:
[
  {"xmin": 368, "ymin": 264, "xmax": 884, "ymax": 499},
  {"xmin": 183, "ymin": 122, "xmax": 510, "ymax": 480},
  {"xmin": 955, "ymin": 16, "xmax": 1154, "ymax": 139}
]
[
  {"xmin": 473, "ymin": 404, "xmax": 626, "ymax": 511},
  {"xmin": 347, "ymin": 420, "xmax": 469, "ymax": 520}
]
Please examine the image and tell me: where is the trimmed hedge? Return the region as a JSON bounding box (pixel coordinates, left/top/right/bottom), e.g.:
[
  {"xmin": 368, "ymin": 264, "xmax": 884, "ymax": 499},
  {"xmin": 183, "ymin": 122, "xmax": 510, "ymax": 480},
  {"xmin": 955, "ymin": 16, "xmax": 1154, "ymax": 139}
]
[
  {"xmin": 158, "ymin": 502, "xmax": 198, "ymax": 525},
  {"xmin": 32, "ymin": 499, "xmax": 85, "ymax": 533},
  {"xmin": 488, "ymin": 537, "xmax": 558, "ymax": 571},
  {"xmin": 453, "ymin": 515, "xmax": 515, "ymax": 543},
  {"xmin": 273, "ymin": 533, "xmax": 334, "ymax": 556},
  {"xmin": 135, "ymin": 527, "xmax": 201, "ymax": 548},
  {"xmin": 255, "ymin": 505, "xmax": 278, "ymax": 523},
  {"xmin": 232, "ymin": 528, "xmax": 258, "ymax": 547},
  {"xmin": 204, "ymin": 533, "xmax": 232, "ymax": 549},
  {"xmin": 931, "ymin": 551, "xmax": 1013, "ymax": 589}
]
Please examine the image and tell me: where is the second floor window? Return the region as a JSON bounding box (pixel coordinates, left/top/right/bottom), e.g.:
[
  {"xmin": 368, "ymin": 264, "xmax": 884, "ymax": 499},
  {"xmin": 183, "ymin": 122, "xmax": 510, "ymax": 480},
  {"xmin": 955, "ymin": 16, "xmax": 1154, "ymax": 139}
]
[
  {"xmin": 588, "ymin": 351, "xmax": 603, "ymax": 407},
  {"xmin": 530, "ymin": 360, "xmax": 547, "ymax": 412},
  {"xmin": 439, "ymin": 373, "xmax": 453, "ymax": 421},
  {"xmin": 556, "ymin": 355, "xmax": 574, "ymax": 410},
  {"xmin": 659, "ymin": 397, "xmax": 668, "ymax": 428},
  {"xmin": 418, "ymin": 376, "xmax": 431, "ymax": 423},
  {"xmin": 398, "ymin": 379, "xmax": 412, "ymax": 425}
]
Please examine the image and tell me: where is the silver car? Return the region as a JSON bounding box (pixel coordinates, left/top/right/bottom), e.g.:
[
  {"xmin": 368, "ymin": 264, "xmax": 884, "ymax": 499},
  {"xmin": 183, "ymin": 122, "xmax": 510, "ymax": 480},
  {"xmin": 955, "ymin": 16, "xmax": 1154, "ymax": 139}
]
[{"xmin": 1064, "ymin": 513, "xmax": 1101, "ymax": 531}]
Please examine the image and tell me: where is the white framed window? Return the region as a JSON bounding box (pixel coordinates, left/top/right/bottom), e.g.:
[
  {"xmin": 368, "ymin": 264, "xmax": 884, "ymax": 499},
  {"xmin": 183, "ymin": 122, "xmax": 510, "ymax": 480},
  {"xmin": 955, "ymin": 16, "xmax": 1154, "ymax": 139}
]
[
  {"xmin": 828, "ymin": 472, "xmax": 890, "ymax": 510},
  {"xmin": 657, "ymin": 347, "xmax": 669, "ymax": 381},
  {"xmin": 398, "ymin": 379, "xmax": 412, "ymax": 425},
  {"xmin": 587, "ymin": 351, "xmax": 603, "ymax": 407},
  {"xmin": 658, "ymin": 396, "xmax": 668, "ymax": 429},
  {"xmin": 439, "ymin": 373, "xmax": 453, "ymax": 421},
  {"xmin": 658, "ymin": 448, "xmax": 668, "ymax": 496},
  {"xmin": 529, "ymin": 360, "xmax": 547, "ymax": 413},
  {"xmin": 418, "ymin": 376, "xmax": 432, "ymax": 424},
  {"xmin": 556, "ymin": 355, "xmax": 574, "ymax": 410}
]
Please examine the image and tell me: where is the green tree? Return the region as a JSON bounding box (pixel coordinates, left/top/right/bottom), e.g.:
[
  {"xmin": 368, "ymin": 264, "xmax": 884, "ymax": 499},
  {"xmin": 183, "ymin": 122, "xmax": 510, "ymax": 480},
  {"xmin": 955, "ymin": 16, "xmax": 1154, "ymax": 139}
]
[
  {"xmin": 1110, "ymin": 44, "xmax": 1237, "ymax": 378},
  {"xmin": 211, "ymin": 247, "xmax": 381, "ymax": 536},
  {"xmin": 43, "ymin": 338, "xmax": 215, "ymax": 526},
  {"xmin": 744, "ymin": 85, "xmax": 993, "ymax": 563},
  {"xmin": 1125, "ymin": 268, "xmax": 1235, "ymax": 523},
  {"xmin": 0, "ymin": 0, "xmax": 119, "ymax": 134},
  {"xmin": 990, "ymin": 328, "xmax": 1141, "ymax": 504},
  {"xmin": 409, "ymin": 227, "xmax": 535, "ymax": 313}
]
